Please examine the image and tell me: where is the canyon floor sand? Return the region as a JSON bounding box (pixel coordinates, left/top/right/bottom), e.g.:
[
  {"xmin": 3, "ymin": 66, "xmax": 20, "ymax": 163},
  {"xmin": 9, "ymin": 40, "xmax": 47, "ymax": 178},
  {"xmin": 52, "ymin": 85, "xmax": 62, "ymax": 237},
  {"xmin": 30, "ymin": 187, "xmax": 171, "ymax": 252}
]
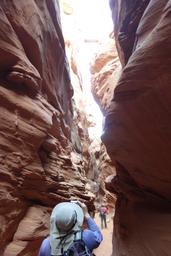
[{"xmin": 94, "ymin": 213, "xmax": 113, "ymax": 256}]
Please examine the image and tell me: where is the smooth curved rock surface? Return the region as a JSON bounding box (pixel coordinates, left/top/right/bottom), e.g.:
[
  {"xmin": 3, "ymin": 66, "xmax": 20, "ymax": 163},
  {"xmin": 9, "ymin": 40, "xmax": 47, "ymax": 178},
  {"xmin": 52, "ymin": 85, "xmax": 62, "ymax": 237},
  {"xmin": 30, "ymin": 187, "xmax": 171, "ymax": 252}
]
[{"xmin": 102, "ymin": 1, "xmax": 171, "ymax": 255}]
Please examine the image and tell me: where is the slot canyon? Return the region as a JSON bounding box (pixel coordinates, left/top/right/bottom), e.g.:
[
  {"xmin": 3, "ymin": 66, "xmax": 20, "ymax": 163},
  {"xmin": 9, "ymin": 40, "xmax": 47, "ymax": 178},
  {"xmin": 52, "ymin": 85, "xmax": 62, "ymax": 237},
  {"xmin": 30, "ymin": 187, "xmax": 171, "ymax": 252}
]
[{"xmin": 0, "ymin": 0, "xmax": 171, "ymax": 256}]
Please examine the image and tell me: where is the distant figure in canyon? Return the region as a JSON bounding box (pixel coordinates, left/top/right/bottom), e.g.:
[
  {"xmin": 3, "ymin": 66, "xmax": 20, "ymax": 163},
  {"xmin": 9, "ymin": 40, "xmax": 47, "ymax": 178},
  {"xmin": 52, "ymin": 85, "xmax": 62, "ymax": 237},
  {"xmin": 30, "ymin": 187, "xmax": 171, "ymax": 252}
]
[
  {"xmin": 99, "ymin": 204, "xmax": 108, "ymax": 229},
  {"xmin": 39, "ymin": 201, "xmax": 103, "ymax": 256}
]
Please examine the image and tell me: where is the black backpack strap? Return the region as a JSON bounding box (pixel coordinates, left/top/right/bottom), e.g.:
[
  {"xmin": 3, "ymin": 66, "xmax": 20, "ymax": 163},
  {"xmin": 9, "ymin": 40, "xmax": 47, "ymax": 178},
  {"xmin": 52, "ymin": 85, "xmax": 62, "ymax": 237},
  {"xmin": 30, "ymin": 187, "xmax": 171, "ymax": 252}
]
[
  {"xmin": 73, "ymin": 230, "xmax": 82, "ymax": 242},
  {"xmin": 58, "ymin": 230, "xmax": 82, "ymax": 256},
  {"xmin": 74, "ymin": 231, "xmax": 92, "ymax": 256},
  {"xmin": 81, "ymin": 230, "xmax": 83, "ymax": 241}
]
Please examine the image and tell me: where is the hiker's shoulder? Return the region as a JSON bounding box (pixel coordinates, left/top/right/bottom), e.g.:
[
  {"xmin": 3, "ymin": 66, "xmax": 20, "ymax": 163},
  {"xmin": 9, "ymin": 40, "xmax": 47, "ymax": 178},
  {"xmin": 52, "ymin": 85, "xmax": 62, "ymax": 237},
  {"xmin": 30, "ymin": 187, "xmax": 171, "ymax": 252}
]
[
  {"xmin": 83, "ymin": 229, "xmax": 103, "ymax": 247},
  {"xmin": 39, "ymin": 236, "xmax": 51, "ymax": 256},
  {"xmin": 41, "ymin": 236, "xmax": 50, "ymax": 245},
  {"xmin": 82, "ymin": 230, "xmax": 102, "ymax": 250}
]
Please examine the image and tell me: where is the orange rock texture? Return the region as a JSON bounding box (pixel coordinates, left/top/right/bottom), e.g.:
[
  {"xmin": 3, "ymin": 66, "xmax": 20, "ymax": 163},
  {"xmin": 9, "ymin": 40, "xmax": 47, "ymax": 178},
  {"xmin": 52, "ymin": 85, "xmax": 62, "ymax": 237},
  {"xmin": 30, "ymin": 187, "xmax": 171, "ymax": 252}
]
[
  {"xmin": 102, "ymin": 0, "xmax": 171, "ymax": 255},
  {"xmin": 91, "ymin": 38, "xmax": 121, "ymax": 116},
  {"xmin": 95, "ymin": 143, "xmax": 116, "ymax": 208},
  {"xmin": 0, "ymin": 1, "xmax": 97, "ymax": 255}
]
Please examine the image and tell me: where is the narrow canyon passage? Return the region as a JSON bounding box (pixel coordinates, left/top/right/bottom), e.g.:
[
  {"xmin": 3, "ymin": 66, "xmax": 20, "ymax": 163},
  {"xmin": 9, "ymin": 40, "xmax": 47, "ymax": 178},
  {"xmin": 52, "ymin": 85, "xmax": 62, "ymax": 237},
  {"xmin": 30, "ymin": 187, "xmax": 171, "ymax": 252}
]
[{"xmin": 0, "ymin": 0, "xmax": 171, "ymax": 256}]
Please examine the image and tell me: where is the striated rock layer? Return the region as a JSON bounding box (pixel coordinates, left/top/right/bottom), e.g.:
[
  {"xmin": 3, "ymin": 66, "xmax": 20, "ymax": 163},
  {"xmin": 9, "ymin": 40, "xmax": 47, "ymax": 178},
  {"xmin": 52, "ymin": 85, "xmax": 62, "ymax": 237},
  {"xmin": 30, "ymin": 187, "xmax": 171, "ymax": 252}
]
[
  {"xmin": 0, "ymin": 1, "xmax": 96, "ymax": 255},
  {"xmin": 95, "ymin": 143, "xmax": 116, "ymax": 208},
  {"xmin": 91, "ymin": 38, "xmax": 121, "ymax": 116},
  {"xmin": 102, "ymin": 1, "xmax": 171, "ymax": 255}
]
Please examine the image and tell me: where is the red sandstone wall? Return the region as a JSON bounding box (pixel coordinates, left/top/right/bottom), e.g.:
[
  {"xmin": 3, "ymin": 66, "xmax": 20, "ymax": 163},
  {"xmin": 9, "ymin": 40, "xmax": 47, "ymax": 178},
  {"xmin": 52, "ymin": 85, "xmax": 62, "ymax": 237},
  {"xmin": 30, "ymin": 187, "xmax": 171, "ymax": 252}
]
[
  {"xmin": 0, "ymin": 1, "xmax": 96, "ymax": 255},
  {"xmin": 103, "ymin": 1, "xmax": 171, "ymax": 255}
]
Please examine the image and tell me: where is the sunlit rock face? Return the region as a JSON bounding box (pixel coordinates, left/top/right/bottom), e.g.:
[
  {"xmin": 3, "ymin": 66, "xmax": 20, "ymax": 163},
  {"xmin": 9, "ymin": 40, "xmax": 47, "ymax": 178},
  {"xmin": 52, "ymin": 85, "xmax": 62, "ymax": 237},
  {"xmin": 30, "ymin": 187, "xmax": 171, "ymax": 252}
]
[
  {"xmin": 91, "ymin": 38, "xmax": 121, "ymax": 115},
  {"xmin": 103, "ymin": 1, "xmax": 171, "ymax": 255},
  {"xmin": 90, "ymin": 37, "xmax": 120, "ymax": 208},
  {"xmin": 0, "ymin": 1, "xmax": 95, "ymax": 255}
]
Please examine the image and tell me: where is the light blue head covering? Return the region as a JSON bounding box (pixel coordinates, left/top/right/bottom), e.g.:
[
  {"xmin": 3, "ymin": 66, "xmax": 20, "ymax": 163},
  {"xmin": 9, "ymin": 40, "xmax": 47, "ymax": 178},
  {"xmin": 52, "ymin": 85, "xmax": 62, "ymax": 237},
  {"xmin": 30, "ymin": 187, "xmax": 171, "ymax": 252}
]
[{"xmin": 50, "ymin": 202, "xmax": 84, "ymax": 256}]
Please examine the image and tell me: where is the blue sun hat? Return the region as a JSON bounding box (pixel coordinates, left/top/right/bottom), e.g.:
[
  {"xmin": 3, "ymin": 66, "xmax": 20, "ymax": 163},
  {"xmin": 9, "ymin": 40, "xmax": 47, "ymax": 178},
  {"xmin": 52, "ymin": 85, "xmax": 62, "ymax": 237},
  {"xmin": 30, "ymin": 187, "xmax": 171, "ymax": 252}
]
[{"xmin": 50, "ymin": 202, "xmax": 84, "ymax": 256}]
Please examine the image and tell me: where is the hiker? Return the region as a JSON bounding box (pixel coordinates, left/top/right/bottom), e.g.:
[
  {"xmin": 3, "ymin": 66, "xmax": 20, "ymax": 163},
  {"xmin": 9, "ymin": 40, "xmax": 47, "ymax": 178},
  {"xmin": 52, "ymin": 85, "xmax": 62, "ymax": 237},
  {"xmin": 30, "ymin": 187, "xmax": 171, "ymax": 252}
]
[
  {"xmin": 99, "ymin": 205, "xmax": 108, "ymax": 229},
  {"xmin": 38, "ymin": 201, "xmax": 103, "ymax": 256}
]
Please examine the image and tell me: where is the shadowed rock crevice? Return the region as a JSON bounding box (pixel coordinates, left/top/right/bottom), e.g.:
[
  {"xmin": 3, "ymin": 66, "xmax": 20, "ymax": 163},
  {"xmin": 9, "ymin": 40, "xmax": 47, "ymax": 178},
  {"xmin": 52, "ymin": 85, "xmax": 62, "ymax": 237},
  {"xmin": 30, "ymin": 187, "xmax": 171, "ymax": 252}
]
[
  {"xmin": 99, "ymin": 1, "xmax": 171, "ymax": 255},
  {"xmin": 109, "ymin": 0, "xmax": 151, "ymax": 66}
]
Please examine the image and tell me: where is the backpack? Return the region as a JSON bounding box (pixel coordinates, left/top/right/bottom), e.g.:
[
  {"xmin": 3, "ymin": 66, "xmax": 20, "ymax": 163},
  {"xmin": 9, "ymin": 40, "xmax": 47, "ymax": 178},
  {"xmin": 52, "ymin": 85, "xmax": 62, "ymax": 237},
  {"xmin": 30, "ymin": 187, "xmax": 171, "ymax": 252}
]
[{"xmin": 59, "ymin": 231, "xmax": 92, "ymax": 256}]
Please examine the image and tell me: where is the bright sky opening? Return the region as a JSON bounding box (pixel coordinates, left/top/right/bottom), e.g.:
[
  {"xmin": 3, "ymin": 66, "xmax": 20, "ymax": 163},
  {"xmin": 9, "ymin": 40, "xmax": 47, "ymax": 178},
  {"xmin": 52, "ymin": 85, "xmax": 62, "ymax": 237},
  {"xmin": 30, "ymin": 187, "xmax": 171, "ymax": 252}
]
[{"xmin": 60, "ymin": 0, "xmax": 113, "ymax": 139}]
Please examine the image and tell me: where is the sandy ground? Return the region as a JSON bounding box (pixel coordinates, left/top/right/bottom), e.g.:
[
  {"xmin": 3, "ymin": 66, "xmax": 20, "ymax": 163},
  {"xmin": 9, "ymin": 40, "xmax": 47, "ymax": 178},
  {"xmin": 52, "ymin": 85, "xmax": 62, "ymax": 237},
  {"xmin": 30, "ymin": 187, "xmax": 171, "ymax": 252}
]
[{"xmin": 94, "ymin": 213, "xmax": 113, "ymax": 256}]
